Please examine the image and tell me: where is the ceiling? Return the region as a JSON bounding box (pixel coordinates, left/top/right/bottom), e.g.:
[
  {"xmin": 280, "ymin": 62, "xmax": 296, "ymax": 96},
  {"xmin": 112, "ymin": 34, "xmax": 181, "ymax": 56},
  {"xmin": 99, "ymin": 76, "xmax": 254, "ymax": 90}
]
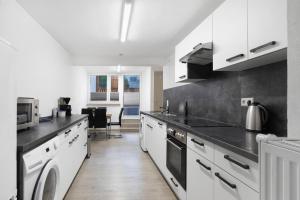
[{"xmin": 17, "ymin": 0, "xmax": 224, "ymax": 66}]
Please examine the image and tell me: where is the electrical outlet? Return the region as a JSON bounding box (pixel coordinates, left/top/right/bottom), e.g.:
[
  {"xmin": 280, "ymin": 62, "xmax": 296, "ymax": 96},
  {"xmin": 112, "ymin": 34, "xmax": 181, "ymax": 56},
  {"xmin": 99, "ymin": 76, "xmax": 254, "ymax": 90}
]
[{"xmin": 241, "ymin": 98, "xmax": 254, "ymax": 107}]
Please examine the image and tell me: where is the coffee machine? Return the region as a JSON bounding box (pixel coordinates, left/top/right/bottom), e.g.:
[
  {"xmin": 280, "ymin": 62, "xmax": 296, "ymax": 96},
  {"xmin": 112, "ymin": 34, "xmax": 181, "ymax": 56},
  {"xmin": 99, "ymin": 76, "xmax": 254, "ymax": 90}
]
[{"xmin": 59, "ymin": 97, "xmax": 72, "ymax": 116}]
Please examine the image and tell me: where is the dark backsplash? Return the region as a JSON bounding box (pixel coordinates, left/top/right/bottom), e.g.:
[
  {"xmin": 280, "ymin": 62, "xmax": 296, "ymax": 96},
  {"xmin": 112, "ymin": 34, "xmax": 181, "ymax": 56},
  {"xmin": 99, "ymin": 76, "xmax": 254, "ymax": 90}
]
[{"xmin": 163, "ymin": 61, "xmax": 287, "ymax": 136}]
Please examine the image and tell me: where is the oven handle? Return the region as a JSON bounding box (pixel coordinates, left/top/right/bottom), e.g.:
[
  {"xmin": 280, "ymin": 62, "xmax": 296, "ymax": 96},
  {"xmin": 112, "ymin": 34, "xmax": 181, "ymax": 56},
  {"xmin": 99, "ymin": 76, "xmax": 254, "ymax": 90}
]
[{"xmin": 166, "ymin": 138, "xmax": 184, "ymax": 150}]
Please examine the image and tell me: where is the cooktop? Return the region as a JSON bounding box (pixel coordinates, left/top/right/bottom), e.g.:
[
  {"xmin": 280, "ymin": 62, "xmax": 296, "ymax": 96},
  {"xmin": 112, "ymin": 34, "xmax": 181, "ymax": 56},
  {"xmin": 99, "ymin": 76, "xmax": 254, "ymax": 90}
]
[{"xmin": 171, "ymin": 117, "xmax": 233, "ymax": 128}]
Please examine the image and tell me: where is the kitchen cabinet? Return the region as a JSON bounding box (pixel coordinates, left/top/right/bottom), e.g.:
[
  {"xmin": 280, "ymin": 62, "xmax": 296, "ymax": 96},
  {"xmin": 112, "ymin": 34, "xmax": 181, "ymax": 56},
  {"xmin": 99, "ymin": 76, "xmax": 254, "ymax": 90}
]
[
  {"xmin": 175, "ymin": 15, "xmax": 212, "ymax": 82},
  {"xmin": 213, "ymin": 0, "xmax": 248, "ymax": 70},
  {"xmin": 248, "ymin": 0, "xmax": 287, "ymax": 59},
  {"xmin": 213, "ymin": 0, "xmax": 287, "ymax": 71},
  {"xmin": 0, "ymin": 37, "xmax": 17, "ymax": 200},
  {"xmin": 145, "ymin": 116, "xmax": 167, "ymax": 176},
  {"xmin": 187, "ymin": 148, "xmax": 214, "ymax": 200},
  {"xmin": 57, "ymin": 119, "xmax": 88, "ymax": 199}
]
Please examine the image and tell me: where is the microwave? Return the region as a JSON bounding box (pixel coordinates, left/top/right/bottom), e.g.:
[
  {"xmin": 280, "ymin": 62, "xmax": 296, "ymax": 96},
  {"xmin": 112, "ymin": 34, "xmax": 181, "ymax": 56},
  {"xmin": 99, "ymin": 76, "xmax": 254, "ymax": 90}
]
[{"xmin": 17, "ymin": 97, "xmax": 39, "ymax": 131}]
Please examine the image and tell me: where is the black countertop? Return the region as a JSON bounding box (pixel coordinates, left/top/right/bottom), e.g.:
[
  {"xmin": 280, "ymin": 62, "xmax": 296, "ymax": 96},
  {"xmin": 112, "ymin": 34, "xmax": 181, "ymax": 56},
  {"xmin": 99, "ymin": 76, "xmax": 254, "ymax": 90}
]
[
  {"xmin": 17, "ymin": 114, "xmax": 88, "ymax": 153},
  {"xmin": 141, "ymin": 111, "xmax": 258, "ymax": 162}
]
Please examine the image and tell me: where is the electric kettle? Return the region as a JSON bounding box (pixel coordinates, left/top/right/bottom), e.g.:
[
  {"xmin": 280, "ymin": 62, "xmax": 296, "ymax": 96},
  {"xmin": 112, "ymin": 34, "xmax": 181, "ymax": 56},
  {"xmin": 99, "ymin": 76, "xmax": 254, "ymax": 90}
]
[{"xmin": 246, "ymin": 102, "xmax": 268, "ymax": 132}]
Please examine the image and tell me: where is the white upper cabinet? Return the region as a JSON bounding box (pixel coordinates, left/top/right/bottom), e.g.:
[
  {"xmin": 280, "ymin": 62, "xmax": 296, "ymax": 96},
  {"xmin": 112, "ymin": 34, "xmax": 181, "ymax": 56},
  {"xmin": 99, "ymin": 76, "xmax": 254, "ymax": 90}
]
[
  {"xmin": 248, "ymin": 0, "xmax": 287, "ymax": 59},
  {"xmin": 213, "ymin": 0, "xmax": 248, "ymax": 70},
  {"xmin": 175, "ymin": 15, "xmax": 212, "ymax": 82}
]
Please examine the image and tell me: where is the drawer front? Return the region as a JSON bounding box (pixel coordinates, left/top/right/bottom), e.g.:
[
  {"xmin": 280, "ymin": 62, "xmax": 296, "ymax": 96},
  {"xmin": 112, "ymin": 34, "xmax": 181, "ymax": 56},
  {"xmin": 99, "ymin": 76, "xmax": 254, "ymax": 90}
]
[
  {"xmin": 214, "ymin": 166, "xmax": 259, "ymax": 200},
  {"xmin": 214, "ymin": 145, "xmax": 259, "ymax": 192},
  {"xmin": 187, "ymin": 148, "xmax": 214, "ymax": 200},
  {"xmin": 58, "ymin": 125, "xmax": 77, "ymax": 145},
  {"xmin": 187, "ymin": 133, "xmax": 214, "ymax": 162},
  {"xmin": 164, "ymin": 169, "xmax": 187, "ymax": 200},
  {"xmin": 156, "ymin": 120, "xmax": 166, "ymax": 132}
]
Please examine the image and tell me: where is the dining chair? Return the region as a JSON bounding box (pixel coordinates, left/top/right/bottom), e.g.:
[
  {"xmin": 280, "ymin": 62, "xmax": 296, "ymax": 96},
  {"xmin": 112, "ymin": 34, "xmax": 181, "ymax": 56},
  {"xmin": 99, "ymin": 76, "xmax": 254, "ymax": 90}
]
[
  {"xmin": 94, "ymin": 107, "xmax": 108, "ymax": 140},
  {"xmin": 107, "ymin": 107, "xmax": 124, "ymax": 137}
]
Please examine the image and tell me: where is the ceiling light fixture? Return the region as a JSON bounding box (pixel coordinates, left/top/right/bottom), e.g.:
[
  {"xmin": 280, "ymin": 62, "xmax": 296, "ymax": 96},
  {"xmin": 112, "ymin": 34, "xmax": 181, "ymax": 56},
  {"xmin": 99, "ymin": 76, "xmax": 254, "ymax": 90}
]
[{"xmin": 120, "ymin": 0, "xmax": 133, "ymax": 42}]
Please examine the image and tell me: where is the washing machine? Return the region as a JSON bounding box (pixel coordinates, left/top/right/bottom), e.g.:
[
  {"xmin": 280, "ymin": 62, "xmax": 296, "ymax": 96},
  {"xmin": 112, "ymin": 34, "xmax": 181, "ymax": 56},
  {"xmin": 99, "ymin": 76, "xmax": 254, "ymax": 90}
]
[{"xmin": 22, "ymin": 136, "xmax": 61, "ymax": 200}]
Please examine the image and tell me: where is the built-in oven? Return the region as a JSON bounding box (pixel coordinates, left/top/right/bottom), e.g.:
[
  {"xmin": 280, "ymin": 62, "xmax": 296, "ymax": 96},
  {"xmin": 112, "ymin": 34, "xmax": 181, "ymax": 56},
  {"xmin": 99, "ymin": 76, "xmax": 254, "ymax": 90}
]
[
  {"xmin": 17, "ymin": 97, "xmax": 39, "ymax": 131},
  {"xmin": 166, "ymin": 126, "xmax": 187, "ymax": 190}
]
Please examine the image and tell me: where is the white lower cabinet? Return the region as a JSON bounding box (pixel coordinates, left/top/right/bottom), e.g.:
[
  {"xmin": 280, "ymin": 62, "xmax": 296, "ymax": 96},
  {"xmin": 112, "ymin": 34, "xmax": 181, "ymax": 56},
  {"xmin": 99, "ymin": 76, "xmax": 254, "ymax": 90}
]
[
  {"xmin": 214, "ymin": 166, "xmax": 259, "ymax": 200},
  {"xmin": 57, "ymin": 118, "xmax": 88, "ymax": 199},
  {"xmin": 187, "ymin": 148, "xmax": 214, "ymax": 200},
  {"xmin": 164, "ymin": 168, "xmax": 187, "ymax": 200}
]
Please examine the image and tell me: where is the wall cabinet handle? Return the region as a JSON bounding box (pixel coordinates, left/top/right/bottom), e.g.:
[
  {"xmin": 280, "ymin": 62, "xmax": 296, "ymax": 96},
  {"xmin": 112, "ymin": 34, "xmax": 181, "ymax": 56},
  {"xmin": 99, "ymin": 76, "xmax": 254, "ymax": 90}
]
[
  {"xmin": 191, "ymin": 138, "xmax": 204, "ymax": 147},
  {"xmin": 215, "ymin": 173, "xmax": 237, "ymax": 189},
  {"xmin": 170, "ymin": 178, "xmax": 178, "ymax": 187},
  {"xmin": 146, "ymin": 124, "xmax": 153, "ymax": 129},
  {"xmin": 226, "ymin": 54, "xmax": 244, "ymax": 62},
  {"xmin": 250, "ymin": 41, "xmax": 276, "ymax": 53},
  {"xmin": 179, "ymin": 75, "xmax": 186, "ymax": 79},
  {"xmin": 224, "ymin": 155, "xmax": 250, "ymax": 169},
  {"xmin": 196, "ymin": 159, "xmax": 211, "ymax": 171}
]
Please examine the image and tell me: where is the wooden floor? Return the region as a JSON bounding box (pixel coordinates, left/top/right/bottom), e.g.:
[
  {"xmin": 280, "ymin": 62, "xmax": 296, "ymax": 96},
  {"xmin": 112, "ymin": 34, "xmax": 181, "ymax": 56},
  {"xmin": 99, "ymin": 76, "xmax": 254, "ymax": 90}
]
[{"xmin": 64, "ymin": 132, "xmax": 176, "ymax": 200}]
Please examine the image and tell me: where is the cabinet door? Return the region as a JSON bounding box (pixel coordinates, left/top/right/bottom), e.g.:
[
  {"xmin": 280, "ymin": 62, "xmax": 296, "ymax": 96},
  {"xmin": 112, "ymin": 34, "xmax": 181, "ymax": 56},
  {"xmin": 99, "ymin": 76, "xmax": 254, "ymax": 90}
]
[
  {"xmin": 175, "ymin": 42, "xmax": 189, "ymax": 82},
  {"xmin": 248, "ymin": 0, "xmax": 287, "ymax": 59},
  {"xmin": 145, "ymin": 120, "xmax": 154, "ymax": 157},
  {"xmin": 213, "ymin": 0, "xmax": 248, "ymax": 70},
  {"xmin": 155, "ymin": 121, "xmax": 167, "ymax": 176},
  {"xmin": 214, "ymin": 166, "xmax": 259, "ymax": 200},
  {"xmin": 187, "ymin": 149, "xmax": 214, "ymax": 200}
]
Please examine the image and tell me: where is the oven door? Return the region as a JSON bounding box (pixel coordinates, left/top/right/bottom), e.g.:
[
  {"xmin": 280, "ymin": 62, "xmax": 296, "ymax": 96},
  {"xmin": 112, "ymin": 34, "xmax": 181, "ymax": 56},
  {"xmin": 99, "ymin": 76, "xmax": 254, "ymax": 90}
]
[{"xmin": 166, "ymin": 136, "xmax": 186, "ymax": 189}]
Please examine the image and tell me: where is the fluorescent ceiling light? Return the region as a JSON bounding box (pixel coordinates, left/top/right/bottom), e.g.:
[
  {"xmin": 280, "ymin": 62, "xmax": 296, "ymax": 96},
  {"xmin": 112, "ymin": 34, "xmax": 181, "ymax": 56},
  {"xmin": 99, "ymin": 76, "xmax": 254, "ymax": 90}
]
[{"xmin": 120, "ymin": 0, "xmax": 133, "ymax": 42}]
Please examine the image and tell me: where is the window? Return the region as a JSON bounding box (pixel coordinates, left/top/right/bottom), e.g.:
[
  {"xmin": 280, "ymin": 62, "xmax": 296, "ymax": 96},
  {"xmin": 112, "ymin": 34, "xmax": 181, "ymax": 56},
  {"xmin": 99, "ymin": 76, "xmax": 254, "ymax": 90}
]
[
  {"xmin": 123, "ymin": 75, "xmax": 140, "ymax": 116},
  {"xmin": 110, "ymin": 75, "xmax": 119, "ymax": 101},
  {"xmin": 90, "ymin": 75, "xmax": 107, "ymax": 101}
]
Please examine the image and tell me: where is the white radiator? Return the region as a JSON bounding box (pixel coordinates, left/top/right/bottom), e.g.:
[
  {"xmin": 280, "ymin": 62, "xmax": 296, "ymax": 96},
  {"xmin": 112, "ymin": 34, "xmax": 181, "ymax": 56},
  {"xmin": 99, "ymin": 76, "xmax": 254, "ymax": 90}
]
[{"xmin": 260, "ymin": 139, "xmax": 300, "ymax": 200}]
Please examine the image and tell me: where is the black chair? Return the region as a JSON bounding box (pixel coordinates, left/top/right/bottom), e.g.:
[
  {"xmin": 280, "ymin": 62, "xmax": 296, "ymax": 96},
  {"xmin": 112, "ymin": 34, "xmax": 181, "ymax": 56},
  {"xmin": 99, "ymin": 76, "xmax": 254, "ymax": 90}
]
[
  {"xmin": 94, "ymin": 107, "xmax": 108, "ymax": 139},
  {"xmin": 108, "ymin": 108, "xmax": 124, "ymax": 137},
  {"xmin": 81, "ymin": 108, "xmax": 94, "ymax": 128}
]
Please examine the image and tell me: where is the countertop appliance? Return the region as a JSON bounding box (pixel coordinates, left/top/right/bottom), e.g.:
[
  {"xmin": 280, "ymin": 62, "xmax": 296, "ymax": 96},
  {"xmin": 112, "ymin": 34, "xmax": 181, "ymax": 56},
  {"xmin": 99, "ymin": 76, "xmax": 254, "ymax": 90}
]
[
  {"xmin": 246, "ymin": 102, "xmax": 268, "ymax": 132},
  {"xmin": 139, "ymin": 114, "xmax": 147, "ymax": 152},
  {"xmin": 59, "ymin": 97, "xmax": 72, "ymax": 116},
  {"xmin": 166, "ymin": 126, "xmax": 187, "ymax": 190},
  {"xmin": 17, "ymin": 97, "xmax": 39, "ymax": 131},
  {"xmin": 22, "ymin": 136, "xmax": 61, "ymax": 200}
]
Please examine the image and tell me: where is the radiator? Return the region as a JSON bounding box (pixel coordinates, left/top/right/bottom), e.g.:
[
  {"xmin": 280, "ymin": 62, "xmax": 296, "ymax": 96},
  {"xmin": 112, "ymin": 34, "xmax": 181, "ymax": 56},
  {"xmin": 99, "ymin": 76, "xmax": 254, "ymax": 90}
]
[{"xmin": 260, "ymin": 139, "xmax": 300, "ymax": 200}]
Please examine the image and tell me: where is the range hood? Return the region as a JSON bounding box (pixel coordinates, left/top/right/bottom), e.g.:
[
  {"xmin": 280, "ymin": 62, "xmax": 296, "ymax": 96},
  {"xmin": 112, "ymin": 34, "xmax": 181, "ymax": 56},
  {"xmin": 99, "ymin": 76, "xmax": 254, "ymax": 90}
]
[{"xmin": 180, "ymin": 42, "xmax": 213, "ymax": 65}]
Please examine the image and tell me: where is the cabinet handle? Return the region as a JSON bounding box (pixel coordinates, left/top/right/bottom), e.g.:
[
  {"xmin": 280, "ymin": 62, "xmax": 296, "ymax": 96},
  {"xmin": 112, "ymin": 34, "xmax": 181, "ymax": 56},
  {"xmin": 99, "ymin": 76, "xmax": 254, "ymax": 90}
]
[
  {"xmin": 250, "ymin": 41, "xmax": 276, "ymax": 53},
  {"xmin": 85, "ymin": 127, "xmax": 88, "ymax": 130},
  {"xmin": 158, "ymin": 122, "xmax": 163, "ymax": 126},
  {"xmin": 191, "ymin": 138, "xmax": 204, "ymax": 147},
  {"xmin": 179, "ymin": 75, "xmax": 186, "ymax": 79},
  {"xmin": 69, "ymin": 141, "xmax": 73, "ymax": 145},
  {"xmin": 77, "ymin": 123, "xmax": 82, "ymax": 127},
  {"xmin": 215, "ymin": 173, "xmax": 237, "ymax": 189},
  {"xmin": 196, "ymin": 159, "xmax": 211, "ymax": 171},
  {"xmin": 226, "ymin": 54, "xmax": 244, "ymax": 62},
  {"xmin": 84, "ymin": 143, "xmax": 87, "ymax": 147},
  {"xmin": 84, "ymin": 119, "xmax": 88, "ymax": 122},
  {"xmin": 146, "ymin": 124, "xmax": 153, "ymax": 129},
  {"xmin": 224, "ymin": 155, "xmax": 250, "ymax": 169},
  {"xmin": 170, "ymin": 178, "xmax": 178, "ymax": 187},
  {"xmin": 65, "ymin": 129, "xmax": 71, "ymax": 135}
]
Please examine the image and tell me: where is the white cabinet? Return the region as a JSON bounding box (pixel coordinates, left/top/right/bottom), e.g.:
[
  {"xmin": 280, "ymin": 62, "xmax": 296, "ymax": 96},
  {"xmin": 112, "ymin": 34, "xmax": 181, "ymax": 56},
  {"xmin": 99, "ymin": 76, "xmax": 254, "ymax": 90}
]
[
  {"xmin": 175, "ymin": 15, "xmax": 212, "ymax": 82},
  {"xmin": 248, "ymin": 0, "xmax": 287, "ymax": 59},
  {"xmin": 187, "ymin": 148, "xmax": 214, "ymax": 200},
  {"xmin": 57, "ymin": 118, "xmax": 88, "ymax": 199},
  {"xmin": 214, "ymin": 166, "xmax": 259, "ymax": 200},
  {"xmin": 154, "ymin": 120, "xmax": 167, "ymax": 176},
  {"xmin": 213, "ymin": 0, "xmax": 287, "ymax": 71},
  {"xmin": 0, "ymin": 37, "xmax": 17, "ymax": 200},
  {"xmin": 213, "ymin": 0, "xmax": 248, "ymax": 70}
]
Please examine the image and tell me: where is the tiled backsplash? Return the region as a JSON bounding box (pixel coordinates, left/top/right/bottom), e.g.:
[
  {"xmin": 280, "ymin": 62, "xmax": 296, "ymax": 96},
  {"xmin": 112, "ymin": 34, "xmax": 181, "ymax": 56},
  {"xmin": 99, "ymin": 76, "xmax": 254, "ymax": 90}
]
[{"xmin": 163, "ymin": 61, "xmax": 287, "ymax": 136}]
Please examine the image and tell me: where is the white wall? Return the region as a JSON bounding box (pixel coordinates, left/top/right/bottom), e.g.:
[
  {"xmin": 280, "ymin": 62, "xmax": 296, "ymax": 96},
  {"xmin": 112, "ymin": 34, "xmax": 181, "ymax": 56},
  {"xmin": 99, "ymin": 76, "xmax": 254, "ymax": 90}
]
[
  {"xmin": 288, "ymin": 0, "xmax": 300, "ymax": 138},
  {"xmin": 163, "ymin": 52, "xmax": 187, "ymax": 90},
  {"xmin": 0, "ymin": 0, "xmax": 86, "ymax": 117}
]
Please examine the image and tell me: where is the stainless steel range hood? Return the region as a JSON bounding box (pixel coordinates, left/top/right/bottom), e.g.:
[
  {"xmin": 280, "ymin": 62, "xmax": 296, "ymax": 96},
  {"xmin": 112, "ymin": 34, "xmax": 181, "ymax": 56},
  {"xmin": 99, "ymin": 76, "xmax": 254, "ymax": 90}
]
[{"xmin": 180, "ymin": 42, "xmax": 213, "ymax": 65}]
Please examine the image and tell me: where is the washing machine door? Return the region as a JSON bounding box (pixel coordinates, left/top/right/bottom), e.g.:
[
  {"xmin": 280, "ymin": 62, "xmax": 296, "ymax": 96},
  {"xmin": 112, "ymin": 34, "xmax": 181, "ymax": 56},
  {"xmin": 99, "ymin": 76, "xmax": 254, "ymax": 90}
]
[{"xmin": 33, "ymin": 159, "xmax": 60, "ymax": 200}]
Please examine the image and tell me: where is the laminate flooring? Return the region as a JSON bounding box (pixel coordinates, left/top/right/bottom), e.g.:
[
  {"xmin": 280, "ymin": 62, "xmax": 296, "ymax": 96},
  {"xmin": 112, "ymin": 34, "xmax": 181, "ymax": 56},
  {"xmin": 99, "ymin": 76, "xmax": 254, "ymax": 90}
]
[{"xmin": 64, "ymin": 132, "xmax": 176, "ymax": 200}]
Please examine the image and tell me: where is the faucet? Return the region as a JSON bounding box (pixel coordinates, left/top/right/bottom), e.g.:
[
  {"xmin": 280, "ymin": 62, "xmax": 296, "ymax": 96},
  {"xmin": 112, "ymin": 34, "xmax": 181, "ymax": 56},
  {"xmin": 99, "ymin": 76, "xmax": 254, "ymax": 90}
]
[{"xmin": 160, "ymin": 99, "xmax": 170, "ymax": 114}]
